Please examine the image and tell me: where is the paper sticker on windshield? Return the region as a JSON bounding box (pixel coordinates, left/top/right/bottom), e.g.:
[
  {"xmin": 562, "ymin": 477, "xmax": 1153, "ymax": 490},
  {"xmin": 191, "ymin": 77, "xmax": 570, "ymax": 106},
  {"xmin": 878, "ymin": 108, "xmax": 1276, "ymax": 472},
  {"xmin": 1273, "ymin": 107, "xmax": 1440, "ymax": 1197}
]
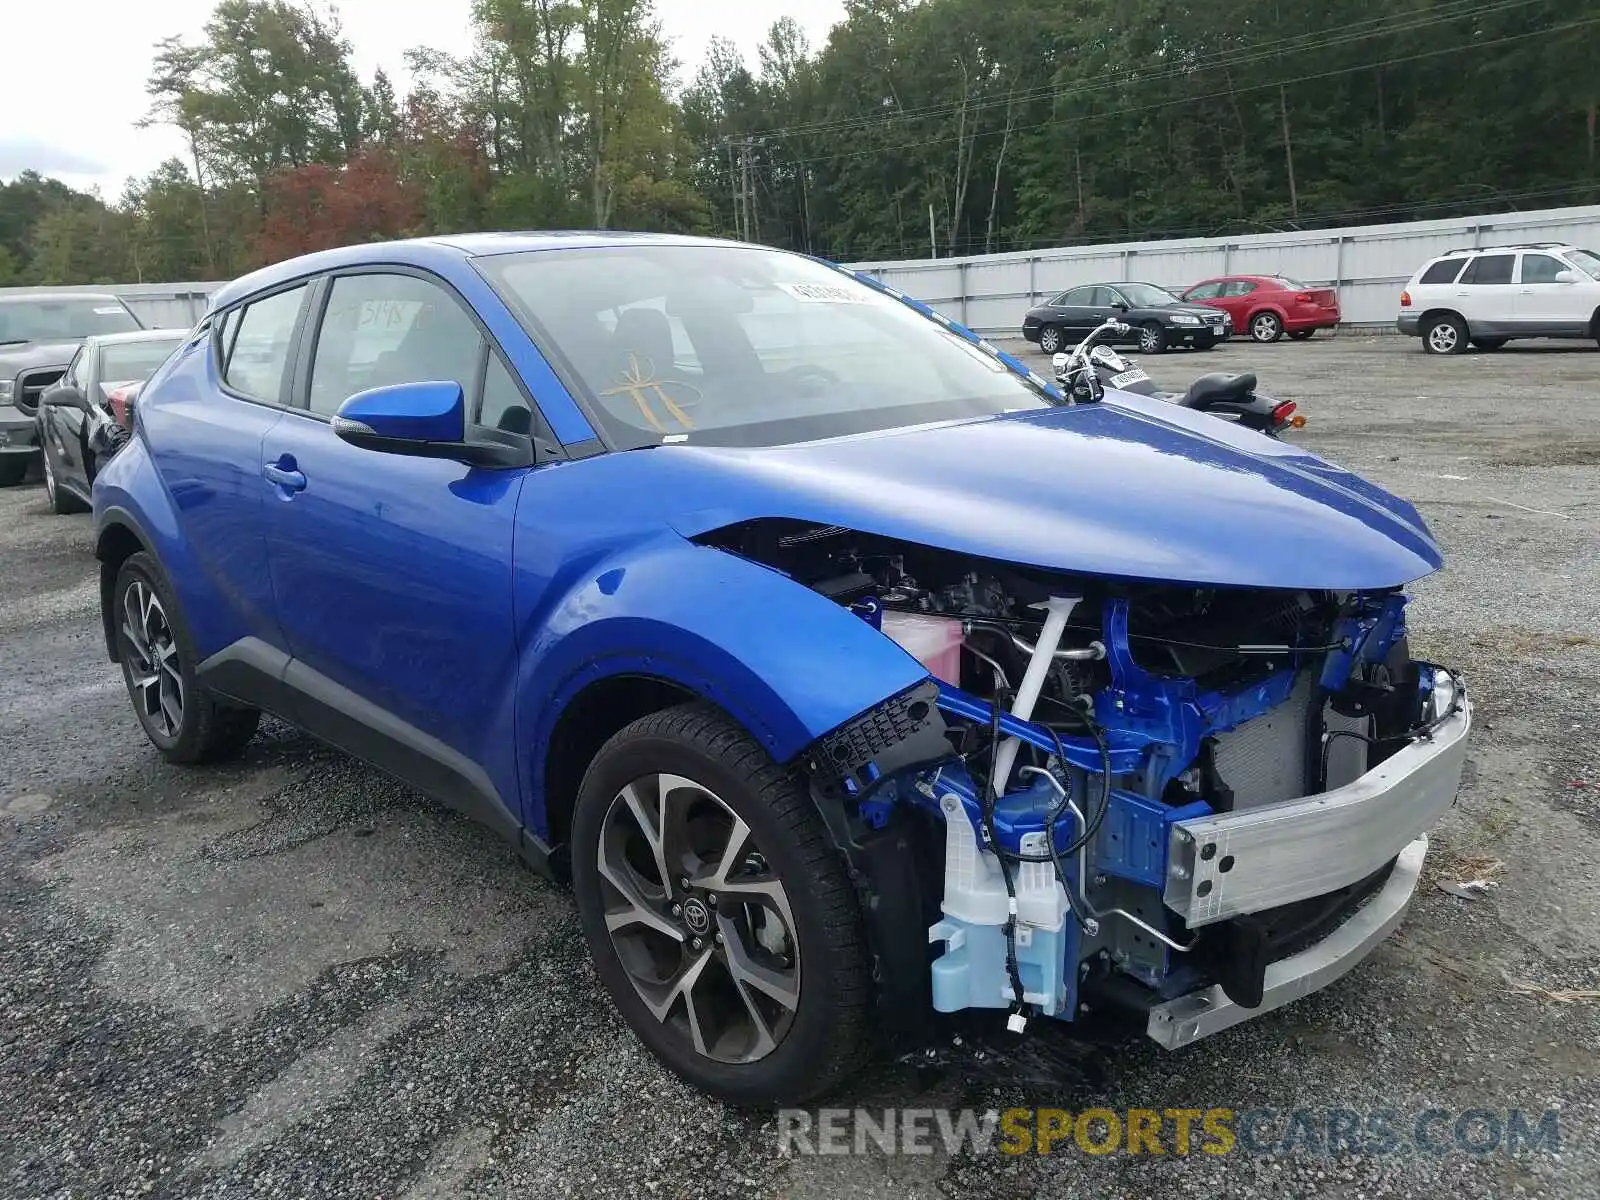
[
  {"xmin": 1110, "ymin": 368, "xmax": 1149, "ymax": 388},
  {"xmin": 778, "ymin": 282, "xmax": 868, "ymax": 304},
  {"xmin": 94, "ymin": 306, "xmax": 124, "ymax": 315}
]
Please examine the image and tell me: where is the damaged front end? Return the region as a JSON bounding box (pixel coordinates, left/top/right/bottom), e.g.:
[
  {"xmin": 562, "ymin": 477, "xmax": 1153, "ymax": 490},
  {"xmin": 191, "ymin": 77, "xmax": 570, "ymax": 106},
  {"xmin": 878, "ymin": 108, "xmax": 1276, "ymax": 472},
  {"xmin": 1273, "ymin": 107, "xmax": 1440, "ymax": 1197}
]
[{"xmin": 706, "ymin": 520, "xmax": 1471, "ymax": 1056}]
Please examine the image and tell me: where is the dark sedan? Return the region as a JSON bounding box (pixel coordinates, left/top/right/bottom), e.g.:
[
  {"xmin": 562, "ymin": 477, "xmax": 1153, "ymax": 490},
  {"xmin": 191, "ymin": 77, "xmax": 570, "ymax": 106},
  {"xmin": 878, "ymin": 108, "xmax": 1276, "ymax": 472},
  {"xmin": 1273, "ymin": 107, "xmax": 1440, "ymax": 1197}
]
[
  {"xmin": 36, "ymin": 329, "xmax": 185, "ymax": 514},
  {"xmin": 1021, "ymin": 282, "xmax": 1232, "ymax": 354}
]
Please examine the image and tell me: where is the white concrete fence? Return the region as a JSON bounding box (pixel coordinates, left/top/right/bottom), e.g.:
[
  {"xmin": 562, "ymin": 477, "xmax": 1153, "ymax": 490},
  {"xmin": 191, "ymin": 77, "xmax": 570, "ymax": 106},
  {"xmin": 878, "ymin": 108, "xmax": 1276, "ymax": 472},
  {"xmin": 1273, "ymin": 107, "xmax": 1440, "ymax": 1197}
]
[
  {"xmin": 849, "ymin": 204, "xmax": 1600, "ymax": 337},
  {"xmin": 5, "ymin": 203, "xmax": 1597, "ymax": 338}
]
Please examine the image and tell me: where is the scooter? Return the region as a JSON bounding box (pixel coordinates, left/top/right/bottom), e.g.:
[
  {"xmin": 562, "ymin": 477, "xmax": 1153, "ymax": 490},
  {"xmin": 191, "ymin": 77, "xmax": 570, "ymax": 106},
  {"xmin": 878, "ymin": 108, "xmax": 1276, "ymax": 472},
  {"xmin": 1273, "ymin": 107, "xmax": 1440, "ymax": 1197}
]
[{"xmin": 1052, "ymin": 318, "xmax": 1306, "ymax": 438}]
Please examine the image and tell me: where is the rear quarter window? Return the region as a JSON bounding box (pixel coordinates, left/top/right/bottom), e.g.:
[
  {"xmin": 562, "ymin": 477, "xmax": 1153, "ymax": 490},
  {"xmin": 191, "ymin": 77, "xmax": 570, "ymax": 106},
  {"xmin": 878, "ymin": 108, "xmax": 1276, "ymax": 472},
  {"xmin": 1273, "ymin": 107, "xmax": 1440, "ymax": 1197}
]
[{"xmin": 1418, "ymin": 259, "xmax": 1466, "ymax": 285}]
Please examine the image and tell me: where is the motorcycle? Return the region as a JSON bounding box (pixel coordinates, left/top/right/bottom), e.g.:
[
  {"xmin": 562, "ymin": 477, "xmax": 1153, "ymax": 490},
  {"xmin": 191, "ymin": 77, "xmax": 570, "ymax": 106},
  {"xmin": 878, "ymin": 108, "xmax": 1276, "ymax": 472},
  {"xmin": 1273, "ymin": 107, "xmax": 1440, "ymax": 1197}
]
[{"xmin": 1051, "ymin": 318, "xmax": 1306, "ymax": 438}]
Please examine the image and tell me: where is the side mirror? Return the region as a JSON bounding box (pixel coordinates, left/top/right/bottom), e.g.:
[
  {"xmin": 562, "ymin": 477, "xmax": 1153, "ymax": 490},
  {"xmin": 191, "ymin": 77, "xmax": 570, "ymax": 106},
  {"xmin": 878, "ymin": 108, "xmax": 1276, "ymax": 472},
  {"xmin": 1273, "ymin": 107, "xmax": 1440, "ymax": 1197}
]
[
  {"xmin": 42, "ymin": 385, "xmax": 90, "ymax": 412},
  {"xmin": 332, "ymin": 381, "xmax": 531, "ymax": 468},
  {"xmin": 1554, "ymin": 270, "xmax": 1578, "ymax": 284},
  {"xmin": 1110, "ymin": 300, "xmax": 1129, "ymax": 312}
]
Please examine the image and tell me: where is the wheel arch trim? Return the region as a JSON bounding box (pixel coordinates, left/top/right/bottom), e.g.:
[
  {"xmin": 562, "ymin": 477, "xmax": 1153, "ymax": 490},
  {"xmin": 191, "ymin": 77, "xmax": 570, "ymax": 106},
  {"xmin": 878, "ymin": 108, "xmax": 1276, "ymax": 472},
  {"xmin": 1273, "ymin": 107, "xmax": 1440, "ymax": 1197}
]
[{"xmin": 95, "ymin": 506, "xmax": 157, "ymax": 661}]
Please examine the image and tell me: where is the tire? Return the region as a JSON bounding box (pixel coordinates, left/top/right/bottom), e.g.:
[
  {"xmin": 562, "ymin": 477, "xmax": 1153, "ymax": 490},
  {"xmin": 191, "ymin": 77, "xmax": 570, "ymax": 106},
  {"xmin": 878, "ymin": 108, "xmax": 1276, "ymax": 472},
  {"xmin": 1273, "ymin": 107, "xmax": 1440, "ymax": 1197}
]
[
  {"xmin": 0, "ymin": 457, "xmax": 27, "ymax": 487},
  {"xmin": 1472, "ymin": 337, "xmax": 1507, "ymax": 351},
  {"xmin": 571, "ymin": 702, "xmax": 871, "ymax": 1106},
  {"xmin": 1287, "ymin": 329, "xmax": 1314, "ymax": 341},
  {"xmin": 1423, "ymin": 314, "xmax": 1468, "ymax": 355},
  {"xmin": 1037, "ymin": 325, "xmax": 1064, "ymax": 354},
  {"xmin": 1137, "ymin": 322, "xmax": 1169, "ymax": 354},
  {"xmin": 42, "ymin": 443, "xmax": 87, "ymax": 515},
  {"xmin": 113, "ymin": 551, "xmax": 261, "ymax": 763},
  {"xmin": 1249, "ymin": 311, "xmax": 1283, "ymax": 343}
]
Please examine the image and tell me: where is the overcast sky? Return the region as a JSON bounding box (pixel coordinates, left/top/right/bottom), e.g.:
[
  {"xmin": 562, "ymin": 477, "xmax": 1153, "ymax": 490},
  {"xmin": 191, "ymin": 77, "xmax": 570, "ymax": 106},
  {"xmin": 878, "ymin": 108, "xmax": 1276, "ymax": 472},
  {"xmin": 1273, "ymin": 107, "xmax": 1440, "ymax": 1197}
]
[{"xmin": 4, "ymin": 0, "xmax": 845, "ymax": 199}]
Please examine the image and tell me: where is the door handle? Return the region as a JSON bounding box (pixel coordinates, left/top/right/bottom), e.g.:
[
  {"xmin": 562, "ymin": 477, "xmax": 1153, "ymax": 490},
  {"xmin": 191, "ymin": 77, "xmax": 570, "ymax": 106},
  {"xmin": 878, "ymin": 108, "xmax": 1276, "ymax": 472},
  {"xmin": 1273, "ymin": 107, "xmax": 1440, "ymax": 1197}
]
[{"xmin": 263, "ymin": 459, "xmax": 306, "ymax": 493}]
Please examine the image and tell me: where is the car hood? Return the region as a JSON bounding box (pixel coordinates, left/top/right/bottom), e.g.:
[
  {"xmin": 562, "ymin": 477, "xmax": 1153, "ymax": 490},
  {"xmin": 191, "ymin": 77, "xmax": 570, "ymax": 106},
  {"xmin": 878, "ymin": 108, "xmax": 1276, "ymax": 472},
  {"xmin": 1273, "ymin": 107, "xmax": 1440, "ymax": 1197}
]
[
  {"xmin": 0, "ymin": 341, "xmax": 80, "ymax": 378},
  {"xmin": 657, "ymin": 394, "xmax": 1442, "ymax": 591}
]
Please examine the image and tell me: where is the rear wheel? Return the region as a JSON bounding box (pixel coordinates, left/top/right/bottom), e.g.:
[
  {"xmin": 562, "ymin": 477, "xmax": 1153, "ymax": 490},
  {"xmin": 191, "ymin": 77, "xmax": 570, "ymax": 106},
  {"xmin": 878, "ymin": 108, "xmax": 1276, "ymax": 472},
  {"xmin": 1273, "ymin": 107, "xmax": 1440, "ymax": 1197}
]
[
  {"xmin": 1138, "ymin": 322, "xmax": 1169, "ymax": 354},
  {"xmin": 1472, "ymin": 337, "xmax": 1507, "ymax": 351},
  {"xmin": 571, "ymin": 702, "xmax": 871, "ymax": 1106},
  {"xmin": 1249, "ymin": 311, "xmax": 1283, "ymax": 343},
  {"xmin": 1037, "ymin": 325, "xmax": 1064, "ymax": 354},
  {"xmin": 0, "ymin": 457, "xmax": 27, "ymax": 487},
  {"xmin": 114, "ymin": 552, "xmax": 261, "ymax": 762},
  {"xmin": 1287, "ymin": 329, "xmax": 1314, "ymax": 341},
  {"xmin": 1423, "ymin": 314, "xmax": 1468, "ymax": 355}
]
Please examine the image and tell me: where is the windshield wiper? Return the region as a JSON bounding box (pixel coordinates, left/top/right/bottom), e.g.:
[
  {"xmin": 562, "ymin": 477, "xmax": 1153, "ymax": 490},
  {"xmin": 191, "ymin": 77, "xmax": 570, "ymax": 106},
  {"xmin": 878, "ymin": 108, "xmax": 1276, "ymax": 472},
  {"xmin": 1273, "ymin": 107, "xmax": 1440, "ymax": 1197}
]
[{"xmin": 0, "ymin": 338, "xmax": 30, "ymax": 347}]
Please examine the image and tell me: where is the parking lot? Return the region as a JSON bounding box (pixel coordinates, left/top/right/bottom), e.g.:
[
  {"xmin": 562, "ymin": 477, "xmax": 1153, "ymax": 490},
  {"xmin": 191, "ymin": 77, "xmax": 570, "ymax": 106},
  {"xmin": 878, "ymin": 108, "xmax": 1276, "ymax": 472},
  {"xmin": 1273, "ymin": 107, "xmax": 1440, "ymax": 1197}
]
[{"xmin": 2, "ymin": 334, "xmax": 1597, "ymax": 1199}]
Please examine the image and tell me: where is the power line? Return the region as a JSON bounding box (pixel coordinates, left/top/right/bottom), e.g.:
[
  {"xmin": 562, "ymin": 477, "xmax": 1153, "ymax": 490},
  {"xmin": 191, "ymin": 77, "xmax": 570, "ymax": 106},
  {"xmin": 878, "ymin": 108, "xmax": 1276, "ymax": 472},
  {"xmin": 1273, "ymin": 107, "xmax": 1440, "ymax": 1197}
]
[
  {"xmin": 774, "ymin": 16, "xmax": 1600, "ymax": 170},
  {"xmin": 735, "ymin": 0, "xmax": 1553, "ymax": 146}
]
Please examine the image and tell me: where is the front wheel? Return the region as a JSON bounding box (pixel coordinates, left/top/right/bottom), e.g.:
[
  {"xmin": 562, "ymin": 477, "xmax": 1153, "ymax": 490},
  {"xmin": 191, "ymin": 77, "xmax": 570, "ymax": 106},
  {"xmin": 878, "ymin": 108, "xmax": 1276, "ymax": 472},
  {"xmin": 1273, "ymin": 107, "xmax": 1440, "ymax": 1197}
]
[
  {"xmin": 1249, "ymin": 311, "xmax": 1283, "ymax": 343},
  {"xmin": 1287, "ymin": 329, "xmax": 1314, "ymax": 341},
  {"xmin": 1423, "ymin": 314, "xmax": 1468, "ymax": 355},
  {"xmin": 113, "ymin": 552, "xmax": 261, "ymax": 762},
  {"xmin": 1138, "ymin": 322, "xmax": 1169, "ymax": 354},
  {"xmin": 571, "ymin": 703, "xmax": 871, "ymax": 1106},
  {"xmin": 1037, "ymin": 325, "xmax": 1064, "ymax": 354}
]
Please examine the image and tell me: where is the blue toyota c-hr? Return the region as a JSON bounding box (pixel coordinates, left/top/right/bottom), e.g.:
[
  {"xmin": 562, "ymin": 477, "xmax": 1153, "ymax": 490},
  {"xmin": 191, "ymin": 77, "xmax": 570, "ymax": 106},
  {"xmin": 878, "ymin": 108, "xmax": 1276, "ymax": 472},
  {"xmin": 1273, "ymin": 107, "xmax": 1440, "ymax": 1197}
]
[{"xmin": 93, "ymin": 233, "xmax": 1467, "ymax": 1105}]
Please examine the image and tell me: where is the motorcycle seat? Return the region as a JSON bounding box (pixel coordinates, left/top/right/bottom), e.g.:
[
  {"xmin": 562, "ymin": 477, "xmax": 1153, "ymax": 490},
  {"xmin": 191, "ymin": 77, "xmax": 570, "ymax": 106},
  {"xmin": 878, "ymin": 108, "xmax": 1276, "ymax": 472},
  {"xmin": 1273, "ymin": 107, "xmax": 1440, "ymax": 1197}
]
[{"xmin": 1180, "ymin": 371, "xmax": 1257, "ymax": 409}]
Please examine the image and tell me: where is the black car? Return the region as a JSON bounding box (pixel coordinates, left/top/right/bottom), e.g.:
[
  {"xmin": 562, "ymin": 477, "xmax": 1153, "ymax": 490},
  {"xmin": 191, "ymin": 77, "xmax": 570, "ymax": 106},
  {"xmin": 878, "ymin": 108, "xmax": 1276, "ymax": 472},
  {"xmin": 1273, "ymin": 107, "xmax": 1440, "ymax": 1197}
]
[
  {"xmin": 0, "ymin": 292, "xmax": 145, "ymax": 486},
  {"xmin": 36, "ymin": 329, "xmax": 185, "ymax": 514},
  {"xmin": 1021, "ymin": 282, "xmax": 1231, "ymax": 354}
]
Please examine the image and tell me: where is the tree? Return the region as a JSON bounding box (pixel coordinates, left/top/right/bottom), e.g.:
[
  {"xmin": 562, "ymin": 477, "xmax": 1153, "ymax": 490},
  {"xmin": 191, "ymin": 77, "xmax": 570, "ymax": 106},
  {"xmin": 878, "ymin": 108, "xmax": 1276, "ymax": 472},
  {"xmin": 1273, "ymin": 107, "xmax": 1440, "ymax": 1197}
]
[
  {"xmin": 254, "ymin": 150, "xmax": 422, "ymax": 260},
  {"xmin": 144, "ymin": 0, "xmax": 369, "ymax": 198}
]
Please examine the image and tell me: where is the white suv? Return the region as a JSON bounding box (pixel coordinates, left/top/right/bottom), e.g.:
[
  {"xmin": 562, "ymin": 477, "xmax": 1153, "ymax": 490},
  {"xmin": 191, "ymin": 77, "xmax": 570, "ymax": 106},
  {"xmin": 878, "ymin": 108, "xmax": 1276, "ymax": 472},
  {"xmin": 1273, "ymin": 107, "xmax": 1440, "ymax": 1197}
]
[{"xmin": 1397, "ymin": 242, "xmax": 1600, "ymax": 354}]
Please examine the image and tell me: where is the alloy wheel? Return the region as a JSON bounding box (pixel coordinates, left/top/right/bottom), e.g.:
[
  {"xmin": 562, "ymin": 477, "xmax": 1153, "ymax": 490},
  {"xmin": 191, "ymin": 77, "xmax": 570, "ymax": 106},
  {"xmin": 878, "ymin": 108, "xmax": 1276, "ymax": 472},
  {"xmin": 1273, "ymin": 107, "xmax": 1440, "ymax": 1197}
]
[
  {"xmin": 42, "ymin": 451, "xmax": 56, "ymax": 503},
  {"xmin": 1427, "ymin": 322, "xmax": 1459, "ymax": 354},
  {"xmin": 1252, "ymin": 313, "xmax": 1281, "ymax": 342},
  {"xmin": 120, "ymin": 578, "xmax": 184, "ymax": 740},
  {"xmin": 1139, "ymin": 326, "xmax": 1161, "ymax": 352},
  {"xmin": 596, "ymin": 772, "xmax": 800, "ymax": 1065},
  {"xmin": 1038, "ymin": 327, "xmax": 1063, "ymax": 354}
]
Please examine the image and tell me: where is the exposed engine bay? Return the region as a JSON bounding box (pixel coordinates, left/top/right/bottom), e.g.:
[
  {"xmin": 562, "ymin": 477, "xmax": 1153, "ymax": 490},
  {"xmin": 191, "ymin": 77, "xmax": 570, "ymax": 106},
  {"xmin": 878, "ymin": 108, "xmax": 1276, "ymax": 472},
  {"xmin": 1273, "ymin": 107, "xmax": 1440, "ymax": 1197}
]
[{"xmin": 701, "ymin": 518, "xmax": 1471, "ymax": 1049}]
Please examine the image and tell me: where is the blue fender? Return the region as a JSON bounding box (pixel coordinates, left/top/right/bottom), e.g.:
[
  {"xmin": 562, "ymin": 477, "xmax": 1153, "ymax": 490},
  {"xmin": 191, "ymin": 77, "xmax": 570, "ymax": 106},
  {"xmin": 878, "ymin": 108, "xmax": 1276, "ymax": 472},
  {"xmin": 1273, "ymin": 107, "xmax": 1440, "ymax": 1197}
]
[
  {"xmin": 91, "ymin": 436, "xmax": 237, "ymax": 656},
  {"xmin": 516, "ymin": 536, "xmax": 930, "ymax": 838}
]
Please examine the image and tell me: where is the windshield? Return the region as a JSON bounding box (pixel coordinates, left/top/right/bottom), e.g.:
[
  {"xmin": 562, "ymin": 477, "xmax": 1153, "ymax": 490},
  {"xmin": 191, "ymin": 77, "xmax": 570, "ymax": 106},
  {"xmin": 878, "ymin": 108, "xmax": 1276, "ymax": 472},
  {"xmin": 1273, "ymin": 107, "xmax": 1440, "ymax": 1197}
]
[
  {"xmin": 1568, "ymin": 249, "xmax": 1600, "ymax": 281},
  {"xmin": 101, "ymin": 337, "xmax": 185, "ymax": 384},
  {"xmin": 477, "ymin": 245, "xmax": 1053, "ymax": 449},
  {"xmin": 0, "ymin": 299, "xmax": 139, "ymax": 343},
  {"xmin": 1118, "ymin": 283, "xmax": 1183, "ymax": 308}
]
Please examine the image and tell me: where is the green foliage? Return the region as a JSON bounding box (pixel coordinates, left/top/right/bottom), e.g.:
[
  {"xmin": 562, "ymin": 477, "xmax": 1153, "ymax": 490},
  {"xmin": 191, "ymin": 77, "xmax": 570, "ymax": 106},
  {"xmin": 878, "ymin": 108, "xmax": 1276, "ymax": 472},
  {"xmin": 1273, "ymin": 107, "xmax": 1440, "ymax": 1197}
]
[{"xmin": 3, "ymin": 0, "xmax": 1595, "ymax": 285}]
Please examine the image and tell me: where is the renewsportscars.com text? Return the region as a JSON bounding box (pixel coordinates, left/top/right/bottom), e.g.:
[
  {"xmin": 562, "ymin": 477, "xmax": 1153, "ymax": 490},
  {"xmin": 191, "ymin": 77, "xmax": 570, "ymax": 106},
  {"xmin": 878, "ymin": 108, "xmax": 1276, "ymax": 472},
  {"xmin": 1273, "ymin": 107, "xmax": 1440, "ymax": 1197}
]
[{"xmin": 776, "ymin": 1107, "xmax": 1562, "ymax": 1158}]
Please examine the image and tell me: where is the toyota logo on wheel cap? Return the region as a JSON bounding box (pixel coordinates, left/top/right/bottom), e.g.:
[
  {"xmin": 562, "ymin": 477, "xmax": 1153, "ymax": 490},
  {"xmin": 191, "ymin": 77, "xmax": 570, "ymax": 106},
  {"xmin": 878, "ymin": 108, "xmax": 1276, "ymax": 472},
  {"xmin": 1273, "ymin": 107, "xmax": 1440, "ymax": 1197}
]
[{"xmin": 682, "ymin": 897, "xmax": 712, "ymax": 935}]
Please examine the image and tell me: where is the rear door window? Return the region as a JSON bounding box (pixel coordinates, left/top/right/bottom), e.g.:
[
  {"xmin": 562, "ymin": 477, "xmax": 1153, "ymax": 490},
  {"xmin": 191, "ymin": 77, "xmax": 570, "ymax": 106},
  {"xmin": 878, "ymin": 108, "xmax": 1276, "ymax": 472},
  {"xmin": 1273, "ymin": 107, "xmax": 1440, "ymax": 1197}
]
[
  {"xmin": 221, "ymin": 286, "xmax": 309, "ymax": 404},
  {"xmin": 1460, "ymin": 255, "xmax": 1514, "ymax": 285},
  {"xmin": 1419, "ymin": 259, "xmax": 1467, "ymax": 285}
]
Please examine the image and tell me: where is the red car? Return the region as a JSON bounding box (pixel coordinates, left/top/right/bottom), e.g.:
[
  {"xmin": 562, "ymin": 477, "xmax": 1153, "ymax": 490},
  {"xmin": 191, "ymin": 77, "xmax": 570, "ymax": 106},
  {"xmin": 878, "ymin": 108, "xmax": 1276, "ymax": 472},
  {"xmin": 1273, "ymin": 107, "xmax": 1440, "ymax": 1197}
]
[{"xmin": 1179, "ymin": 275, "xmax": 1341, "ymax": 343}]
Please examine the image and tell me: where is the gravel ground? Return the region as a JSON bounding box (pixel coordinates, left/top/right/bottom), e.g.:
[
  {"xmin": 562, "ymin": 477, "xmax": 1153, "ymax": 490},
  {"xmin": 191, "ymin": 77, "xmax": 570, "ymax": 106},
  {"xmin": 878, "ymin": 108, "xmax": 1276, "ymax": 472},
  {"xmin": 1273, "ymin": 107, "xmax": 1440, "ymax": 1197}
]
[{"xmin": 2, "ymin": 334, "xmax": 1597, "ymax": 1199}]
